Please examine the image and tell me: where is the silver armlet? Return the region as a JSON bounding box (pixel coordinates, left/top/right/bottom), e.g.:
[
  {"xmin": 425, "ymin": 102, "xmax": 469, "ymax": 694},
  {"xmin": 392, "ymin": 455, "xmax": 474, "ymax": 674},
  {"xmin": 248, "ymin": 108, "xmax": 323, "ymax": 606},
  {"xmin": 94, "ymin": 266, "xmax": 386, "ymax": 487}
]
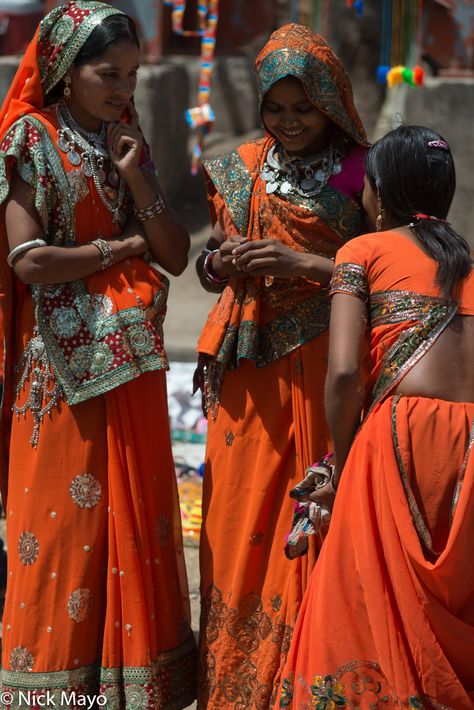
[
  {"xmin": 91, "ymin": 238, "xmax": 113, "ymax": 271},
  {"xmin": 7, "ymin": 239, "xmax": 47, "ymax": 268}
]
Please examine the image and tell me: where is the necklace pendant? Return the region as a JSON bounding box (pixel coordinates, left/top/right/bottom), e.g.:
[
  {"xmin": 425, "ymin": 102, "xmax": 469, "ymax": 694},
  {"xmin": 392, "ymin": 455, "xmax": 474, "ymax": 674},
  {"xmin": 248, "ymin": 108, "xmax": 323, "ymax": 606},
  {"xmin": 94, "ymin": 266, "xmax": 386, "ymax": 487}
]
[
  {"xmin": 280, "ymin": 181, "xmax": 292, "ymax": 195},
  {"xmin": 301, "ymin": 177, "xmax": 317, "ymax": 191},
  {"xmin": 82, "ymin": 159, "xmax": 92, "ymax": 178},
  {"xmin": 266, "ymin": 182, "xmax": 279, "ymax": 194},
  {"xmin": 58, "ymin": 136, "xmax": 69, "ymax": 152},
  {"xmin": 315, "ymin": 169, "xmax": 327, "ymax": 182},
  {"xmin": 264, "ymin": 275, "xmax": 274, "ymax": 287},
  {"xmin": 260, "ymin": 169, "xmax": 274, "ymax": 182},
  {"xmin": 68, "ymin": 149, "xmax": 82, "ymax": 167},
  {"xmin": 332, "ymin": 162, "xmax": 343, "ymax": 175}
]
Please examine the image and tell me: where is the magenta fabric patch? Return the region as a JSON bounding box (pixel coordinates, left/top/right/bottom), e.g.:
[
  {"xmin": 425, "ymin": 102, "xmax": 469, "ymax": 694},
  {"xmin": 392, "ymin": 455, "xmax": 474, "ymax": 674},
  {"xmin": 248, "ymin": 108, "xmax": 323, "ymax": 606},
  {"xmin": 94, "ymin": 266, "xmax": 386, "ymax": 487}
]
[{"xmin": 328, "ymin": 144, "xmax": 367, "ymax": 200}]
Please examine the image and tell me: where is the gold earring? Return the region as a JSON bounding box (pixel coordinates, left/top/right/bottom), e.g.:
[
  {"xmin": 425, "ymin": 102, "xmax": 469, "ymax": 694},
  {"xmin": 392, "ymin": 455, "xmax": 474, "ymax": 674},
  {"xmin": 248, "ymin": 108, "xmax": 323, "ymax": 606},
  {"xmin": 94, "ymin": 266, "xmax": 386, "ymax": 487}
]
[
  {"xmin": 63, "ymin": 76, "xmax": 71, "ymax": 100},
  {"xmin": 375, "ymin": 193, "xmax": 384, "ymax": 232}
]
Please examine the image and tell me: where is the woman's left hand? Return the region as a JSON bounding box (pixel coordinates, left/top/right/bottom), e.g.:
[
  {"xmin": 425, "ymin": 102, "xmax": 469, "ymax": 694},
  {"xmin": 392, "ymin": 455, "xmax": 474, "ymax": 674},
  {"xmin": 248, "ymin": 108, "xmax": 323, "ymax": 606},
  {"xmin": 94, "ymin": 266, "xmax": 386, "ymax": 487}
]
[
  {"xmin": 231, "ymin": 239, "xmax": 303, "ymax": 278},
  {"xmin": 108, "ymin": 102, "xmax": 143, "ymax": 178}
]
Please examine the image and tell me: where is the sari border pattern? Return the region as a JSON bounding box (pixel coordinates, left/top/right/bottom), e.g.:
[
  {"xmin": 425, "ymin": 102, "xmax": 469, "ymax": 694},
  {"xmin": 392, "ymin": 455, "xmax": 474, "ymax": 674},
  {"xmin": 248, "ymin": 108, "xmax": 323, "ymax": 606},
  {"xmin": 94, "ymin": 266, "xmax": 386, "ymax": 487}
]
[
  {"xmin": 329, "ymin": 262, "xmax": 368, "ymax": 302},
  {"xmin": 391, "ymin": 395, "xmax": 441, "ymax": 557},
  {"xmin": 278, "ymin": 663, "xmax": 454, "ymax": 709},
  {"xmin": 450, "ymin": 419, "xmax": 474, "ymax": 526},
  {"xmin": 204, "ymin": 149, "xmax": 256, "ymax": 237},
  {"xmin": 199, "ymin": 584, "xmax": 293, "ymax": 710},
  {"xmin": 368, "ymin": 297, "xmax": 457, "ymax": 414},
  {"xmin": 214, "ymin": 290, "xmax": 331, "ymax": 369},
  {"xmin": 1, "ymin": 638, "xmax": 197, "ymax": 710}
]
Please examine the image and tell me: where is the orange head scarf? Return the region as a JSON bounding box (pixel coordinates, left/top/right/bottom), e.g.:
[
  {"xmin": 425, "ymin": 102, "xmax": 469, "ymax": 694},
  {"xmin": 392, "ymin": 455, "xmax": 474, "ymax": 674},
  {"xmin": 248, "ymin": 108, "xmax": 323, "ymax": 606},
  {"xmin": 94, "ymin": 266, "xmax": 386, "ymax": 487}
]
[
  {"xmin": 0, "ymin": 1, "xmax": 124, "ymax": 141},
  {"xmin": 255, "ymin": 23, "xmax": 367, "ymax": 146}
]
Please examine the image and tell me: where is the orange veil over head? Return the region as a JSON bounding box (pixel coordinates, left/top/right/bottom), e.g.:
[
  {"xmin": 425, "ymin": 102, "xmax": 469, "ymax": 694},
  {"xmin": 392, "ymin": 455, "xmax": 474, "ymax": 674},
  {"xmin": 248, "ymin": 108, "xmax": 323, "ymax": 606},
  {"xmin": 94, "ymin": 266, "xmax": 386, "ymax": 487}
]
[{"xmin": 255, "ymin": 24, "xmax": 367, "ymax": 146}]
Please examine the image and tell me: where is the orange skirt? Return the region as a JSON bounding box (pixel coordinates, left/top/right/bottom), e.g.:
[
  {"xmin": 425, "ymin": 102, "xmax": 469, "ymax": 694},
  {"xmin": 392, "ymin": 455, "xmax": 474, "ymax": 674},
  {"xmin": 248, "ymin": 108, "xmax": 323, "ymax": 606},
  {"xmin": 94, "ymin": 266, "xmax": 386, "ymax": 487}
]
[
  {"xmin": 1, "ymin": 370, "xmax": 197, "ymax": 709},
  {"xmin": 198, "ymin": 335, "xmax": 332, "ymax": 709},
  {"xmin": 279, "ymin": 395, "xmax": 474, "ymax": 709}
]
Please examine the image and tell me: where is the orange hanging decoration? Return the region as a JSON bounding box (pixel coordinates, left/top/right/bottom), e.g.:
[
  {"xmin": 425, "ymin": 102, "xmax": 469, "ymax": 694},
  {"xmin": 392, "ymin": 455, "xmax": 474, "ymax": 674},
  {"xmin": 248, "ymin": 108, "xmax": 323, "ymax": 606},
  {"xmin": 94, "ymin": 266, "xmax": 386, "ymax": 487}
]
[{"xmin": 164, "ymin": 1, "xmax": 219, "ymax": 173}]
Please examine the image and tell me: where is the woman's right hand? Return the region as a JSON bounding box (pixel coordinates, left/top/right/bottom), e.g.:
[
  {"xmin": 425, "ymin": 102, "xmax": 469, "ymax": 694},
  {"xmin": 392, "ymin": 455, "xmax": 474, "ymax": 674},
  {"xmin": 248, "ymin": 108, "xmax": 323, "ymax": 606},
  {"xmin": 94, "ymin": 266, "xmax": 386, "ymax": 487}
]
[
  {"xmin": 121, "ymin": 232, "xmax": 150, "ymax": 259},
  {"xmin": 212, "ymin": 235, "xmax": 247, "ymax": 278}
]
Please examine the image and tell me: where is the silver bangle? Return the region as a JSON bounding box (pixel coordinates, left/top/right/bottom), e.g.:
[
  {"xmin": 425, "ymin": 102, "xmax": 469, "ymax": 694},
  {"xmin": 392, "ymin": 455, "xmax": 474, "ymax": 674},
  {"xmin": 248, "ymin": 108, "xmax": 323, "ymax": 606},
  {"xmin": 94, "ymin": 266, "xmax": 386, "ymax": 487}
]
[
  {"xmin": 134, "ymin": 194, "xmax": 166, "ymax": 222},
  {"xmin": 91, "ymin": 238, "xmax": 113, "ymax": 270},
  {"xmin": 7, "ymin": 239, "xmax": 47, "ymax": 268}
]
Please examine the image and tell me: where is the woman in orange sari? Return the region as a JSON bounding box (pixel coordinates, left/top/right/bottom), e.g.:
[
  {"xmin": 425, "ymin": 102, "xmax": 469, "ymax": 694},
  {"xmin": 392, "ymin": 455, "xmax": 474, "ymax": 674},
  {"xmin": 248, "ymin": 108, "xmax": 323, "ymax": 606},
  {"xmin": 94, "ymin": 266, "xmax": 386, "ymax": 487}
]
[
  {"xmin": 279, "ymin": 125, "xmax": 474, "ymax": 708},
  {"xmin": 0, "ymin": 3, "xmax": 196, "ymax": 707},
  {"xmin": 195, "ymin": 24, "xmax": 367, "ymax": 708}
]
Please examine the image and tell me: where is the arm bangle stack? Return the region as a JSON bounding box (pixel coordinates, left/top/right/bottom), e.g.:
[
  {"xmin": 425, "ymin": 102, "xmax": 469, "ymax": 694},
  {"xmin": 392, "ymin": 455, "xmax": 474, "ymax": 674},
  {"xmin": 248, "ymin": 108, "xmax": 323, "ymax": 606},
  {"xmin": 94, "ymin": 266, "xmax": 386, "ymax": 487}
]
[
  {"xmin": 134, "ymin": 194, "xmax": 166, "ymax": 222},
  {"xmin": 91, "ymin": 238, "xmax": 113, "ymax": 271},
  {"xmin": 202, "ymin": 249, "xmax": 228, "ymax": 286},
  {"xmin": 7, "ymin": 239, "xmax": 47, "ymax": 268}
]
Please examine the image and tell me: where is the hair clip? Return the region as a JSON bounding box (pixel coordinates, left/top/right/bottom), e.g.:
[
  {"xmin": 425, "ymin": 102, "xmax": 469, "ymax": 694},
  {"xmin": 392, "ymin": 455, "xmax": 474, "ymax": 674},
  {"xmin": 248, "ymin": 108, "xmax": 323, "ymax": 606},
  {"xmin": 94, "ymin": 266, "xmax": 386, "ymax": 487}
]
[
  {"xmin": 412, "ymin": 213, "xmax": 447, "ymax": 223},
  {"xmin": 427, "ymin": 140, "xmax": 449, "ymax": 150}
]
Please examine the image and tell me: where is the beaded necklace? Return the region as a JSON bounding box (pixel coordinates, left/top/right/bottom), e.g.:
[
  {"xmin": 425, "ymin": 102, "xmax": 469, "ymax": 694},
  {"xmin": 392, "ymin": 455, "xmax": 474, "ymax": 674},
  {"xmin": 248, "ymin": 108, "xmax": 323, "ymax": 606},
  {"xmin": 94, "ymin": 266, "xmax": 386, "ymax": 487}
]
[{"xmin": 57, "ymin": 103, "xmax": 125, "ymax": 223}]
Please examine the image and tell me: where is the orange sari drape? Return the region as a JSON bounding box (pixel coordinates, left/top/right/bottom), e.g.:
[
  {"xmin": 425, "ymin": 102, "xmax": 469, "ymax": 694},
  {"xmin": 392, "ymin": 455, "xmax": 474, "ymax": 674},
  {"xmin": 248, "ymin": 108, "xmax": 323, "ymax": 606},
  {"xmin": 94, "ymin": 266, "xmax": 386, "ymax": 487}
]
[
  {"xmin": 0, "ymin": 107, "xmax": 196, "ymax": 707},
  {"xmin": 278, "ymin": 231, "xmax": 474, "ymax": 709}
]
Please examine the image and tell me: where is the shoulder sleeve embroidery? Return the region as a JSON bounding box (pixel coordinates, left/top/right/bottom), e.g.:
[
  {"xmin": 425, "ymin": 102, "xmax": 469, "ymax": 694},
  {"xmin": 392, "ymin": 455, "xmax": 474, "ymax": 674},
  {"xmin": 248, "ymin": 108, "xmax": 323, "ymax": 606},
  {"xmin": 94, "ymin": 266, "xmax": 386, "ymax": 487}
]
[
  {"xmin": 329, "ymin": 262, "xmax": 368, "ymax": 303},
  {"xmin": 0, "ymin": 116, "xmax": 53, "ymax": 231}
]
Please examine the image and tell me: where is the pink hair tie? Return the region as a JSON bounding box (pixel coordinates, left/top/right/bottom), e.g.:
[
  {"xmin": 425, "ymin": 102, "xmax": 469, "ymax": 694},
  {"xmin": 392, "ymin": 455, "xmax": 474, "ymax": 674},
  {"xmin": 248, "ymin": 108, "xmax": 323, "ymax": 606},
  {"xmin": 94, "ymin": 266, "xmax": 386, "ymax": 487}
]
[
  {"xmin": 413, "ymin": 213, "xmax": 447, "ymax": 223},
  {"xmin": 427, "ymin": 140, "xmax": 449, "ymax": 150}
]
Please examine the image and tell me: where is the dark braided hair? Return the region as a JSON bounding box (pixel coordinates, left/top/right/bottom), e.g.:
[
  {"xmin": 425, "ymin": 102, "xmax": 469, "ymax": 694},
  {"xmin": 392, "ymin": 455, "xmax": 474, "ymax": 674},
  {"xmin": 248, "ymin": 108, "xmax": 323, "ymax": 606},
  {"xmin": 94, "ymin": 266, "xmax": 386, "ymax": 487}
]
[{"xmin": 365, "ymin": 125, "xmax": 472, "ymax": 300}]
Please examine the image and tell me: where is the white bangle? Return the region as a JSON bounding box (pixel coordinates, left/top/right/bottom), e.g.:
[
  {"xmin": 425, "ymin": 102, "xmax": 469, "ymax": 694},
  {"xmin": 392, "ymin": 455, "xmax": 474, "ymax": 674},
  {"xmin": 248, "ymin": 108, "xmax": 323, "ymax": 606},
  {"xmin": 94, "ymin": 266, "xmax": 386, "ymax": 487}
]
[{"xmin": 7, "ymin": 239, "xmax": 47, "ymax": 268}]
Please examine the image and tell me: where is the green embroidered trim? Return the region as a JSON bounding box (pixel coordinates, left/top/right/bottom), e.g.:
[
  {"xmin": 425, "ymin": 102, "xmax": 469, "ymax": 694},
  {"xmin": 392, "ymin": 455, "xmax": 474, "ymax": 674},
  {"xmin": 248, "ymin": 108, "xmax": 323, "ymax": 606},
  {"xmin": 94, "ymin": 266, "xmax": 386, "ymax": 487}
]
[
  {"xmin": 215, "ymin": 291, "xmax": 330, "ymax": 369},
  {"xmin": 204, "ymin": 148, "xmax": 255, "ymax": 237},
  {"xmin": 370, "ymin": 290, "xmax": 447, "ymax": 327},
  {"xmin": 330, "ymin": 262, "xmax": 368, "ymax": 302},
  {"xmin": 36, "ymin": 282, "xmax": 169, "ymax": 406},
  {"xmin": 369, "ymin": 300, "xmax": 457, "ymax": 413},
  {"xmin": 285, "ymin": 187, "xmax": 365, "ymax": 243},
  {"xmin": 2, "ymin": 638, "xmax": 197, "ymax": 710},
  {"xmin": 205, "ymin": 144, "xmax": 364, "ymax": 243}
]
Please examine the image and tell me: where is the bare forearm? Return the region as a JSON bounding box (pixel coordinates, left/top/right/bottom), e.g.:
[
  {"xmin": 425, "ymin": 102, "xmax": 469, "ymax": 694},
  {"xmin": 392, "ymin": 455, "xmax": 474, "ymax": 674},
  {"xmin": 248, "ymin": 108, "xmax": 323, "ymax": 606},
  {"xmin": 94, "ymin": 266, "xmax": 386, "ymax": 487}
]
[
  {"xmin": 293, "ymin": 252, "xmax": 334, "ymax": 285},
  {"xmin": 124, "ymin": 168, "xmax": 190, "ymax": 276},
  {"xmin": 325, "ymin": 372, "xmax": 362, "ymax": 480},
  {"xmin": 14, "ymin": 238, "xmax": 138, "ymax": 285}
]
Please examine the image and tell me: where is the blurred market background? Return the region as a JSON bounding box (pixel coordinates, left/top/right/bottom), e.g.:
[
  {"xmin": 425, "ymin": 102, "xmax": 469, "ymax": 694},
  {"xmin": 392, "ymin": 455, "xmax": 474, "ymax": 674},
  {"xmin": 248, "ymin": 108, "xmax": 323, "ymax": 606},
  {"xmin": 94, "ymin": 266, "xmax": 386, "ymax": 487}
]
[{"xmin": 0, "ymin": 1, "xmax": 473, "ymax": 662}]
